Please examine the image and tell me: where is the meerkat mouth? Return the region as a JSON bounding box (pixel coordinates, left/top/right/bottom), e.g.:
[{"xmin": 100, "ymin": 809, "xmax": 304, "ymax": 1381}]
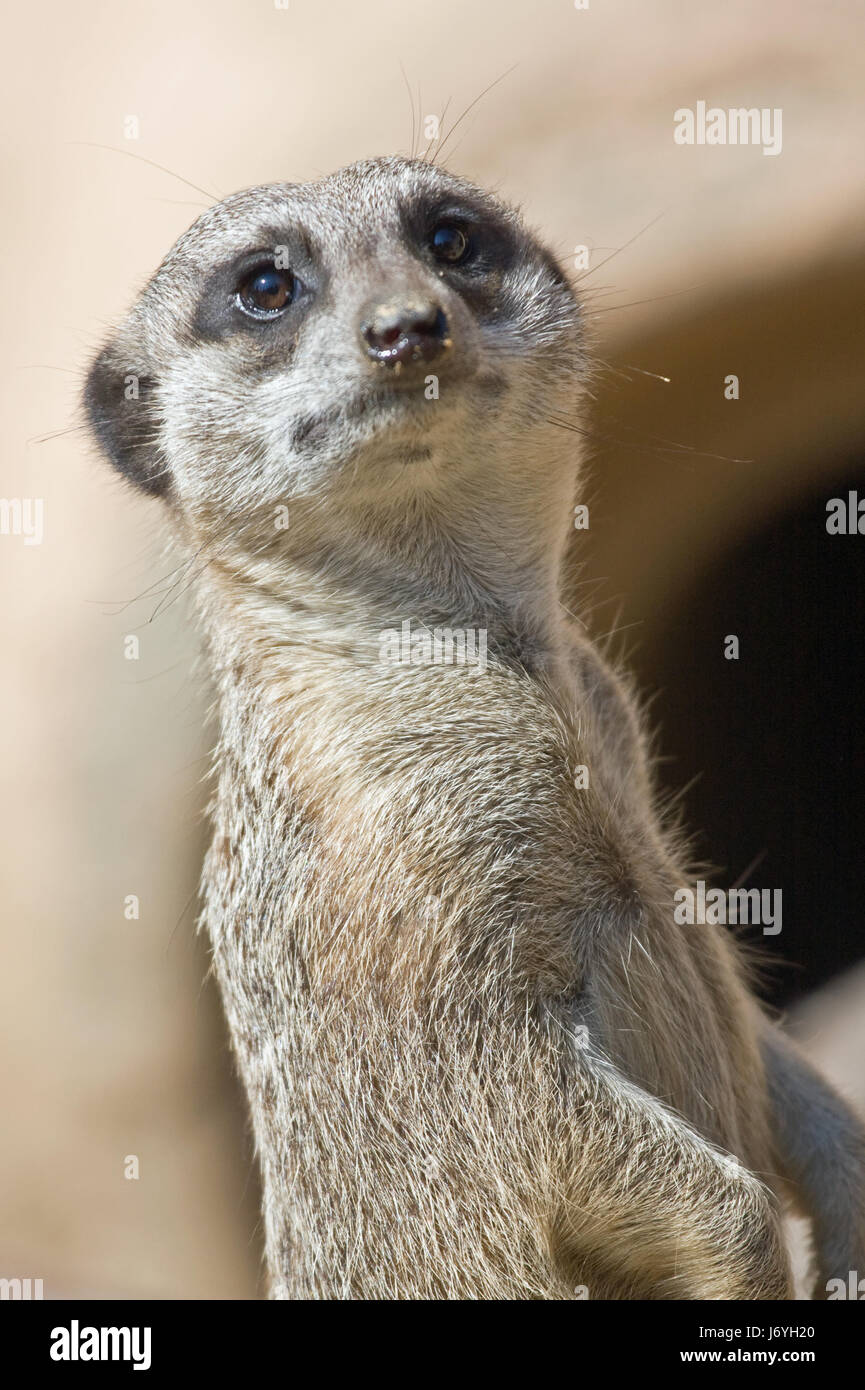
[{"xmin": 288, "ymin": 382, "xmax": 455, "ymax": 456}]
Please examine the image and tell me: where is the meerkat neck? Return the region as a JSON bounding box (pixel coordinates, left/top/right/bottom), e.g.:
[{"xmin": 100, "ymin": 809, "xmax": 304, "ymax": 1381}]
[{"xmin": 187, "ymin": 455, "xmax": 579, "ymax": 686}]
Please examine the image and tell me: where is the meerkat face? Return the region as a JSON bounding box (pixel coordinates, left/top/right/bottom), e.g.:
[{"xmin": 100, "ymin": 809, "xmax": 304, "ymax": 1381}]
[{"xmin": 85, "ymin": 156, "xmax": 584, "ymax": 529}]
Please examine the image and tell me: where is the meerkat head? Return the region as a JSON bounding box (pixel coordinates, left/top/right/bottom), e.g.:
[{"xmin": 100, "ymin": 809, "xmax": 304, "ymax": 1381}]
[{"xmin": 85, "ymin": 156, "xmax": 585, "ymax": 585}]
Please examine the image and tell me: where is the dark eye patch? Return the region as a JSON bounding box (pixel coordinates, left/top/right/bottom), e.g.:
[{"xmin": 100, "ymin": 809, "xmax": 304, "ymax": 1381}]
[
  {"xmin": 192, "ymin": 230, "xmax": 324, "ymax": 343},
  {"xmin": 398, "ymin": 193, "xmax": 543, "ymax": 323},
  {"xmin": 413, "ymin": 198, "xmax": 517, "ymax": 275}
]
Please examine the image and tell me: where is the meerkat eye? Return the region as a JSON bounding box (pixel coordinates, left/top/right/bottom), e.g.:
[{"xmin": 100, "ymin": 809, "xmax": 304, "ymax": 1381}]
[
  {"xmin": 430, "ymin": 224, "xmax": 471, "ymax": 265},
  {"xmin": 237, "ymin": 264, "xmax": 295, "ymax": 318}
]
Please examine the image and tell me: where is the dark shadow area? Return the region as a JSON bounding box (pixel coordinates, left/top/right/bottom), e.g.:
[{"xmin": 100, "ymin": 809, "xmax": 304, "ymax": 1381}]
[{"xmin": 642, "ymin": 459, "xmax": 865, "ymax": 1010}]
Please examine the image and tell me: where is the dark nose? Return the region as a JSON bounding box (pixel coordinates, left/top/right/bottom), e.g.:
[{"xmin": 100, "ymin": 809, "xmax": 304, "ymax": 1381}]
[{"xmin": 360, "ymin": 297, "xmax": 450, "ymax": 367}]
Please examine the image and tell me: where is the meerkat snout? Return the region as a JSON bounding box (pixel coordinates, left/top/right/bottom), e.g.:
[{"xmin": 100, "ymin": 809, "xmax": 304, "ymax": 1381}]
[{"xmin": 360, "ymin": 296, "xmax": 450, "ymax": 368}]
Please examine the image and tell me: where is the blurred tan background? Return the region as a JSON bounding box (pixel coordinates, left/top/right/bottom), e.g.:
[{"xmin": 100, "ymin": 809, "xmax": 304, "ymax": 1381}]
[{"xmin": 2, "ymin": 0, "xmax": 864, "ymax": 1297}]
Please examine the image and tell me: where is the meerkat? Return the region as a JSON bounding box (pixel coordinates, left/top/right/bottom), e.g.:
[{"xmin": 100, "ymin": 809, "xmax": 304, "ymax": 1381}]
[{"xmin": 85, "ymin": 156, "xmax": 865, "ymax": 1299}]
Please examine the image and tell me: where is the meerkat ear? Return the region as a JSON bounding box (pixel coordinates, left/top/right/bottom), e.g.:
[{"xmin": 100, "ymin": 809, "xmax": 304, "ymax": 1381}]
[{"xmin": 84, "ymin": 336, "xmax": 169, "ymax": 498}]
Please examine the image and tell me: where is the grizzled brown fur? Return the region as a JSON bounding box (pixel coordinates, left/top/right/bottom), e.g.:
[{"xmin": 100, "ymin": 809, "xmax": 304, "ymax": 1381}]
[{"xmin": 85, "ymin": 157, "xmax": 865, "ymax": 1298}]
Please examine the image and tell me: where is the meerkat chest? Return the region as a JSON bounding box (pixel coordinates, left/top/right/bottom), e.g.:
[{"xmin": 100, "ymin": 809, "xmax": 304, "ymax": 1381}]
[{"xmin": 204, "ymin": 650, "xmax": 764, "ymax": 1163}]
